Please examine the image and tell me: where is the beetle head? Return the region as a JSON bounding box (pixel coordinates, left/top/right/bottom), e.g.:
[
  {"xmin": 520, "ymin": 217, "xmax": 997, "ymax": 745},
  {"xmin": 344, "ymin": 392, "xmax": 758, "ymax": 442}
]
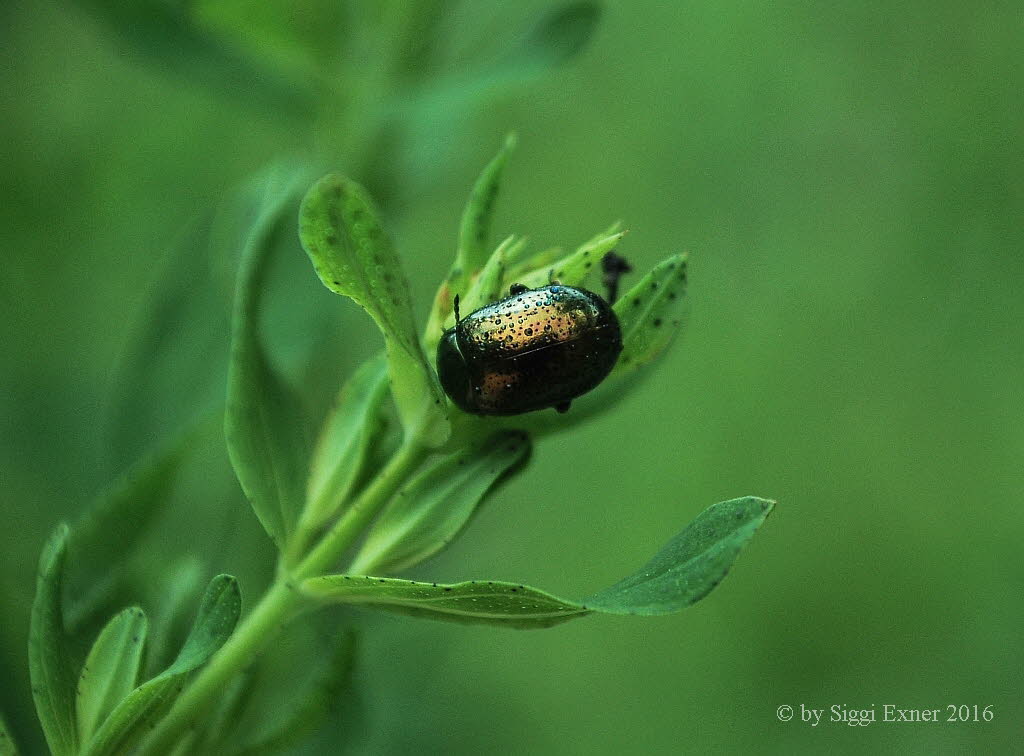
[{"xmin": 436, "ymin": 329, "xmax": 474, "ymax": 412}]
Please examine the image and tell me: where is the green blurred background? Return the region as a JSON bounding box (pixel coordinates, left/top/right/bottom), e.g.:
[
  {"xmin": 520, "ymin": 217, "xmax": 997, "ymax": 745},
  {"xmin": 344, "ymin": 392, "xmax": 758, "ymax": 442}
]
[{"xmin": 3, "ymin": 1, "xmax": 1022, "ymax": 753}]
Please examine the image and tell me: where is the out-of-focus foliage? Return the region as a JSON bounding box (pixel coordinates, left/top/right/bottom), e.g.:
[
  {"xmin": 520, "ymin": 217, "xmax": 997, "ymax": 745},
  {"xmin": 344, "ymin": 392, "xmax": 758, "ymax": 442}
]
[{"xmin": 2, "ymin": 0, "xmax": 1022, "ymax": 753}]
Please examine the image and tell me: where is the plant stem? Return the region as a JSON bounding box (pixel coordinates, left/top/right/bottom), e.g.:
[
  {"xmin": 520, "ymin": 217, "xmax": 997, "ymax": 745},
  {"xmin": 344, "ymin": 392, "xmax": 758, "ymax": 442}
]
[
  {"xmin": 138, "ymin": 439, "xmax": 427, "ymax": 754},
  {"xmin": 297, "ymin": 439, "xmax": 426, "ymax": 577},
  {"xmin": 137, "ymin": 580, "xmax": 300, "ymax": 755}
]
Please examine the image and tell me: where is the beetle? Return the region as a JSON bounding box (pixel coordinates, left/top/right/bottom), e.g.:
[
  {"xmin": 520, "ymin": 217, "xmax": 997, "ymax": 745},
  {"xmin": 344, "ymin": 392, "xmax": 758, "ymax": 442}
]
[{"xmin": 436, "ymin": 281, "xmax": 624, "ymax": 416}]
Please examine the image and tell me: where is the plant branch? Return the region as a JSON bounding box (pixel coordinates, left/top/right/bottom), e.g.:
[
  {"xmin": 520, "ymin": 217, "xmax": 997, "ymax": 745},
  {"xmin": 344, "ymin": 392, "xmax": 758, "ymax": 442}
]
[
  {"xmin": 296, "ymin": 439, "xmax": 427, "ymax": 578},
  {"xmin": 137, "ymin": 580, "xmax": 300, "ymax": 755},
  {"xmin": 138, "ymin": 439, "xmax": 427, "ymax": 754}
]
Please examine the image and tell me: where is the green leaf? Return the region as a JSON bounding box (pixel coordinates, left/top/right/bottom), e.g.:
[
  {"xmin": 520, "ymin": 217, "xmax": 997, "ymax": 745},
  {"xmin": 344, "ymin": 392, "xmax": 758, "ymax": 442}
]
[
  {"xmin": 459, "ymin": 235, "xmax": 527, "ymax": 317},
  {"xmin": 505, "ymin": 245, "xmax": 563, "ymax": 282},
  {"xmin": 350, "ymin": 431, "xmax": 531, "ymax": 574},
  {"xmin": 0, "ymin": 711, "xmax": 18, "ymax": 756},
  {"xmin": 302, "ymin": 575, "xmax": 587, "ymax": 630},
  {"xmin": 298, "ymin": 174, "xmax": 421, "ymax": 361},
  {"xmin": 65, "ymin": 434, "xmax": 191, "ymax": 632},
  {"xmin": 585, "ymin": 497, "xmax": 775, "ymax": 614},
  {"xmin": 28, "ymin": 524, "xmax": 79, "ymax": 756},
  {"xmin": 510, "ymin": 253, "xmax": 690, "ymax": 436},
  {"xmin": 425, "ymin": 135, "xmax": 515, "ymax": 346},
  {"xmin": 82, "ymin": 575, "xmax": 242, "ymax": 756},
  {"xmin": 105, "ymin": 157, "xmax": 326, "ymax": 473},
  {"xmin": 612, "ymin": 253, "xmax": 689, "ymax": 377},
  {"xmin": 304, "ymin": 497, "xmax": 774, "ymax": 627},
  {"xmin": 514, "ymin": 227, "xmax": 626, "ymax": 290},
  {"xmin": 457, "ymin": 134, "xmax": 517, "ymax": 279},
  {"xmin": 299, "ymin": 174, "xmax": 449, "ymax": 446},
  {"xmin": 303, "ymin": 353, "xmax": 390, "ymax": 531},
  {"xmin": 76, "ymin": 608, "xmax": 148, "ymax": 744},
  {"xmin": 225, "ymin": 164, "xmax": 313, "ymax": 551}
]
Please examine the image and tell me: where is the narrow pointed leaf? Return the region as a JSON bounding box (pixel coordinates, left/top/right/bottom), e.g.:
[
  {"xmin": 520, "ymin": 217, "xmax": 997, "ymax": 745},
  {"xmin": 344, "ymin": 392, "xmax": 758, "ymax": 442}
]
[
  {"xmin": 459, "ymin": 235, "xmax": 526, "ymax": 316},
  {"xmin": 225, "ymin": 165, "xmax": 313, "ymax": 550},
  {"xmin": 82, "ymin": 575, "xmax": 242, "ymax": 756},
  {"xmin": 0, "ymin": 711, "xmax": 18, "ymax": 756},
  {"xmin": 515, "ymin": 229, "xmax": 625, "ymax": 290},
  {"xmin": 304, "ymin": 353, "xmax": 390, "ymax": 530},
  {"xmin": 351, "ymin": 431, "xmax": 531, "ymax": 574},
  {"xmin": 512, "ymin": 253, "xmax": 690, "ymax": 435},
  {"xmin": 585, "ymin": 497, "xmax": 775, "ymax": 614},
  {"xmin": 305, "ymin": 497, "xmax": 774, "ymax": 628},
  {"xmin": 425, "ymin": 135, "xmax": 516, "ymax": 346},
  {"xmin": 28, "ymin": 525, "xmax": 79, "ymax": 756},
  {"xmin": 299, "ymin": 174, "xmax": 449, "ymax": 446},
  {"xmin": 302, "ymin": 576, "xmax": 588, "ymax": 629},
  {"xmin": 457, "ymin": 134, "xmax": 516, "ymax": 277},
  {"xmin": 76, "ymin": 608, "xmax": 148, "ymax": 744},
  {"xmin": 612, "ymin": 253, "xmax": 689, "ymax": 376},
  {"xmin": 506, "ymin": 245, "xmax": 563, "ymax": 282}
]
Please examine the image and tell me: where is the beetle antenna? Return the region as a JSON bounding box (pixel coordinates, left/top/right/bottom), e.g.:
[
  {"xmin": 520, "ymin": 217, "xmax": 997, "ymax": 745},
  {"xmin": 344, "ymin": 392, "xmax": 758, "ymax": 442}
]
[
  {"xmin": 601, "ymin": 251, "xmax": 632, "ymax": 303},
  {"xmin": 453, "ymin": 294, "xmax": 461, "ymax": 323}
]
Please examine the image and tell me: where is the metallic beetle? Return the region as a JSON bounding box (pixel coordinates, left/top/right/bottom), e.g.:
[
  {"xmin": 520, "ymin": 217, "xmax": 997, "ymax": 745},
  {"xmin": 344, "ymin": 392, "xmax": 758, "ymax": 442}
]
[{"xmin": 436, "ymin": 283, "xmax": 623, "ymax": 415}]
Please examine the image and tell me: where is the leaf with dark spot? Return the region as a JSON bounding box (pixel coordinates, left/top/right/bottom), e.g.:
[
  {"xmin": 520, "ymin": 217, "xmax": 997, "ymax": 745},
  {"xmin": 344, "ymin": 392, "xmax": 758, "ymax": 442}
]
[
  {"xmin": 304, "ymin": 497, "xmax": 774, "ymax": 627},
  {"xmin": 76, "ymin": 607, "xmax": 148, "ymax": 744},
  {"xmin": 299, "ymin": 174, "xmax": 449, "ymax": 447},
  {"xmin": 612, "ymin": 253, "xmax": 689, "ymax": 378}
]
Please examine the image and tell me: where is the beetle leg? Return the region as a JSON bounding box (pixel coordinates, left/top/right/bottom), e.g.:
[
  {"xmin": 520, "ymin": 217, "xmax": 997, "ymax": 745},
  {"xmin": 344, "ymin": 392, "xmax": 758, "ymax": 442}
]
[
  {"xmin": 453, "ymin": 293, "xmax": 461, "ymax": 322},
  {"xmin": 509, "ymin": 283, "xmax": 528, "ymax": 296},
  {"xmin": 555, "ymin": 400, "xmax": 572, "ymax": 414}
]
